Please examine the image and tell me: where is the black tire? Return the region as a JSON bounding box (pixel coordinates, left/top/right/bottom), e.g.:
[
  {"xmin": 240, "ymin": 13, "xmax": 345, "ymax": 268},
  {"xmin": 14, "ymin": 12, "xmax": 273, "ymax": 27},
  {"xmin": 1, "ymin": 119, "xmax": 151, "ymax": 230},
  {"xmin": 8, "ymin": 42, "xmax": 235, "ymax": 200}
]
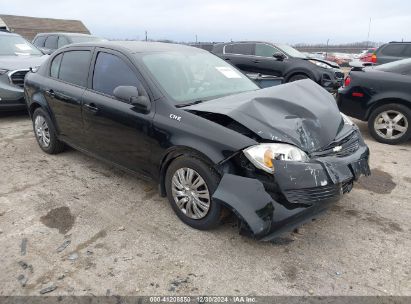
[
  {"xmin": 165, "ymin": 154, "xmax": 222, "ymax": 230},
  {"xmin": 368, "ymin": 103, "xmax": 411, "ymax": 145},
  {"xmin": 32, "ymin": 108, "xmax": 65, "ymax": 154},
  {"xmin": 288, "ymin": 74, "xmax": 309, "ymax": 82}
]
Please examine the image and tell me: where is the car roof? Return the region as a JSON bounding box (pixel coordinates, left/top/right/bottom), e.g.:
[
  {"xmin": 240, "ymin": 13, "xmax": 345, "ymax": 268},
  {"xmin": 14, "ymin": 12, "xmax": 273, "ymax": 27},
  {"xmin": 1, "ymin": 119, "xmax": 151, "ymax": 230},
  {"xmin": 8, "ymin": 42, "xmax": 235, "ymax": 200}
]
[
  {"xmin": 60, "ymin": 41, "xmax": 206, "ymax": 54},
  {"xmin": 35, "ymin": 32, "xmax": 97, "ymax": 37}
]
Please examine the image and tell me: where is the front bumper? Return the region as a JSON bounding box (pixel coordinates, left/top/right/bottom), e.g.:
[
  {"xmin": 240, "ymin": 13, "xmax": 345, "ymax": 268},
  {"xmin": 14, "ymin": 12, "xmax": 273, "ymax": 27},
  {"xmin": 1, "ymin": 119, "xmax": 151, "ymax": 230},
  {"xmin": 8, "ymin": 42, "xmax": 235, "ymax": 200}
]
[
  {"xmin": 0, "ymin": 74, "xmax": 26, "ymax": 111},
  {"xmin": 213, "ymin": 133, "xmax": 370, "ymax": 241}
]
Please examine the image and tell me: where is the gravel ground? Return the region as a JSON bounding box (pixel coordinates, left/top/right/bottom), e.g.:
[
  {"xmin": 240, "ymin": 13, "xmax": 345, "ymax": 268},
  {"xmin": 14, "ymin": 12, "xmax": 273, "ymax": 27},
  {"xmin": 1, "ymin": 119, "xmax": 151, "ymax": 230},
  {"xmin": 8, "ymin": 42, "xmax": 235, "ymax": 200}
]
[{"xmin": 0, "ymin": 111, "xmax": 410, "ymax": 296}]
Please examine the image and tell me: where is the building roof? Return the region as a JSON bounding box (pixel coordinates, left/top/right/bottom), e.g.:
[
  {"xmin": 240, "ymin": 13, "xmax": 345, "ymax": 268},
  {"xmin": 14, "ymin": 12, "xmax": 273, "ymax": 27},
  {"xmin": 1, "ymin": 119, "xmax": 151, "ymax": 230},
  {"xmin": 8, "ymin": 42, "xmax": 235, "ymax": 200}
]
[{"xmin": 0, "ymin": 14, "xmax": 90, "ymax": 41}]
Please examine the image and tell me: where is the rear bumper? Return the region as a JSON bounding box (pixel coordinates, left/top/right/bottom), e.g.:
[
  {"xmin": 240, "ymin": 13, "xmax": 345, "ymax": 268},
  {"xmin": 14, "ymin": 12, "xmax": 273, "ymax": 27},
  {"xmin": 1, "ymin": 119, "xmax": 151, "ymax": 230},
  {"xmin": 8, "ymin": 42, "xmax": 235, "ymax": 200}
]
[{"xmin": 213, "ymin": 135, "xmax": 370, "ymax": 241}]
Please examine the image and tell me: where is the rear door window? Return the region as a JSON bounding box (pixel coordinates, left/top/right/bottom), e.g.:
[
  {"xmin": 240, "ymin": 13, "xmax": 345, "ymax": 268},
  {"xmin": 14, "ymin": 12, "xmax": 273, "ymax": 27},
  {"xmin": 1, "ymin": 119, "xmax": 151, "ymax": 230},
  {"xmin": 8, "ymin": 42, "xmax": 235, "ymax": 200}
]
[
  {"xmin": 380, "ymin": 44, "xmax": 407, "ymax": 56},
  {"xmin": 58, "ymin": 50, "xmax": 91, "ymax": 87},
  {"xmin": 92, "ymin": 52, "xmax": 140, "ymax": 96},
  {"xmin": 45, "ymin": 35, "xmax": 58, "ymax": 50},
  {"xmin": 57, "ymin": 36, "xmax": 70, "ymax": 48},
  {"xmin": 224, "ymin": 43, "xmax": 254, "ymax": 55}
]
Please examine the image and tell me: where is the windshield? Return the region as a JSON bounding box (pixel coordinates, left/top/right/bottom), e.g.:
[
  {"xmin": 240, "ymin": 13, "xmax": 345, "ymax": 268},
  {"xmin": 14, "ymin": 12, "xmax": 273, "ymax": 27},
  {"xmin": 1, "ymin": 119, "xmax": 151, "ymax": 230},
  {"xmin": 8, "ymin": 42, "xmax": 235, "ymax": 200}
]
[
  {"xmin": 70, "ymin": 36, "xmax": 107, "ymax": 43},
  {"xmin": 372, "ymin": 58, "xmax": 411, "ymax": 74},
  {"xmin": 276, "ymin": 44, "xmax": 306, "ymax": 58},
  {"xmin": 141, "ymin": 51, "xmax": 258, "ymax": 104},
  {"xmin": 0, "ymin": 35, "xmax": 43, "ymax": 56}
]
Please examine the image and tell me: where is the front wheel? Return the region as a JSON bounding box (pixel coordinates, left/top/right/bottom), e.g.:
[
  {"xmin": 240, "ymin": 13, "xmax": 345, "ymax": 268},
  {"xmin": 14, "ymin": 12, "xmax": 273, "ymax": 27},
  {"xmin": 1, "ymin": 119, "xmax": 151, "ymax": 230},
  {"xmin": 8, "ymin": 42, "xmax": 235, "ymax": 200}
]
[
  {"xmin": 288, "ymin": 74, "xmax": 309, "ymax": 82},
  {"xmin": 368, "ymin": 104, "xmax": 411, "ymax": 145},
  {"xmin": 165, "ymin": 155, "xmax": 222, "ymax": 230}
]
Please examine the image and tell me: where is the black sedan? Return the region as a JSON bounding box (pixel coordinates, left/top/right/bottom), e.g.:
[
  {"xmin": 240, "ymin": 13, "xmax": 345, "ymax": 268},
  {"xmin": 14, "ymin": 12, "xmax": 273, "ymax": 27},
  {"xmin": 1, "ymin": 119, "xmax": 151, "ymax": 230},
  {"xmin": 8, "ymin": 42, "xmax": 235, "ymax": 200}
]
[
  {"xmin": 24, "ymin": 41, "xmax": 370, "ymax": 240},
  {"xmin": 338, "ymin": 59, "xmax": 411, "ymax": 144}
]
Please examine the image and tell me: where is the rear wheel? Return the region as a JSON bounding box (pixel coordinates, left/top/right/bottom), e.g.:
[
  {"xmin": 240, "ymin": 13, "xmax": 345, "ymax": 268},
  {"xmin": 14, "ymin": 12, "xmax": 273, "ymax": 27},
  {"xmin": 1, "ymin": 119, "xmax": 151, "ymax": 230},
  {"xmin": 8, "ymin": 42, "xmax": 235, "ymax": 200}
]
[
  {"xmin": 32, "ymin": 108, "xmax": 65, "ymax": 154},
  {"xmin": 368, "ymin": 104, "xmax": 411, "ymax": 144},
  {"xmin": 165, "ymin": 155, "xmax": 222, "ymax": 230}
]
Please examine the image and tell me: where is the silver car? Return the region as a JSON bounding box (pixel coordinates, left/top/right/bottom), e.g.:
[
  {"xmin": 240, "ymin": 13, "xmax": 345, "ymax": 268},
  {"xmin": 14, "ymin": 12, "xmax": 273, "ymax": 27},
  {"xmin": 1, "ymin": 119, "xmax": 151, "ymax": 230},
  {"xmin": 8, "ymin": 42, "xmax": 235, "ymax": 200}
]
[{"xmin": 0, "ymin": 32, "xmax": 48, "ymax": 111}]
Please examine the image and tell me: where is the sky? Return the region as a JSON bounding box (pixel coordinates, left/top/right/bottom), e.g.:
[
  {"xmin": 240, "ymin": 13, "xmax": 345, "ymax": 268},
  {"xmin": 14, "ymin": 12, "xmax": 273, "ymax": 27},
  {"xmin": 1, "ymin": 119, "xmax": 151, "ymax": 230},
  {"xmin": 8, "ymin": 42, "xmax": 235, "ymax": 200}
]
[{"xmin": 1, "ymin": 0, "xmax": 410, "ymax": 44}]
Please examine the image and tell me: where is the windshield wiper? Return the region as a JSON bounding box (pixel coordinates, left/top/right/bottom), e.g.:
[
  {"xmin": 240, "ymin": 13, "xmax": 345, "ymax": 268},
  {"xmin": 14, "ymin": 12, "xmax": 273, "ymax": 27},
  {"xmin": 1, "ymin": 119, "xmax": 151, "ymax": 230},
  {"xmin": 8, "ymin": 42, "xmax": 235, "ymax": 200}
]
[{"xmin": 176, "ymin": 100, "xmax": 205, "ymax": 108}]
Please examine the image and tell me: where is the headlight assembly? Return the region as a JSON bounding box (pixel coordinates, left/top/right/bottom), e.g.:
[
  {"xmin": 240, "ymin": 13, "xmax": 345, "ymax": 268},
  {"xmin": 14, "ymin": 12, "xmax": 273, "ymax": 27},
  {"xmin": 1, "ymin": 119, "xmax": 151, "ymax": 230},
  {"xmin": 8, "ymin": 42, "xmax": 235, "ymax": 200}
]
[
  {"xmin": 0, "ymin": 69, "xmax": 9, "ymax": 75},
  {"xmin": 244, "ymin": 143, "xmax": 309, "ymax": 173},
  {"xmin": 341, "ymin": 112, "xmax": 355, "ymax": 126},
  {"xmin": 308, "ymin": 60, "xmax": 332, "ymax": 69}
]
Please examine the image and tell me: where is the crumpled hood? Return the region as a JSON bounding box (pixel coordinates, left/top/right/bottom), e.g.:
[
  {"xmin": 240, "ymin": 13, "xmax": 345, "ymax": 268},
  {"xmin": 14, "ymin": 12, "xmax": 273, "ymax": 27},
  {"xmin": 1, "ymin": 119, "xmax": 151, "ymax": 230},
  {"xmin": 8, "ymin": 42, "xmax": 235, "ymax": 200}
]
[
  {"xmin": 305, "ymin": 58, "xmax": 340, "ymax": 69},
  {"xmin": 0, "ymin": 55, "xmax": 48, "ymax": 70},
  {"xmin": 185, "ymin": 80, "xmax": 344, "ymax": 153}
]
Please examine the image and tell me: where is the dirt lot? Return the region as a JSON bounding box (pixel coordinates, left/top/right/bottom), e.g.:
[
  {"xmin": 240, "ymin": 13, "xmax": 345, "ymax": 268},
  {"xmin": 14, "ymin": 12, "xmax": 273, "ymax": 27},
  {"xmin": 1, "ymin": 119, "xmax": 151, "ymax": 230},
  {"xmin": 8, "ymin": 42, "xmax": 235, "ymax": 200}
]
[{"xmin": 0, "ymin": 111, "xmax": 410, "ymax": 296}]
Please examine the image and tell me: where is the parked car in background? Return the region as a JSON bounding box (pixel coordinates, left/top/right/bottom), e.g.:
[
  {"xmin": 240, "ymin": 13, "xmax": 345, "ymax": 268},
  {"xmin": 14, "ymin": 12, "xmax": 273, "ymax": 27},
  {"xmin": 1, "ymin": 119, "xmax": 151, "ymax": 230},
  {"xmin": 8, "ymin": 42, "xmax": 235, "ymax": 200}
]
[
  {"xmin": 373, "ymin": 42, "xmax": 411, "ymax": 64},
  {"xmin": 24, "ymin": 41, "xmax": 369, "ymax": 240},
  {"xmin": 212, "ymin": 41, "xmax": 345, "ymax": 93},
  {"xmin": 326, "ymin": 52, "xmax": 354, "ymax": 67},
  {"xmin": 0, "ymin": 31, "xmax": 47, "ymax": 111},
  {"xmin": 359, "ymin": 48, "xmax": 376, "ymax": 63},
  {"xmin": 32, "ymin": 32, "xmax": 106, "ymax": 54},
  {"xmin": 338, "ymin": 58, "xmax": 411, "ymax": 144}
]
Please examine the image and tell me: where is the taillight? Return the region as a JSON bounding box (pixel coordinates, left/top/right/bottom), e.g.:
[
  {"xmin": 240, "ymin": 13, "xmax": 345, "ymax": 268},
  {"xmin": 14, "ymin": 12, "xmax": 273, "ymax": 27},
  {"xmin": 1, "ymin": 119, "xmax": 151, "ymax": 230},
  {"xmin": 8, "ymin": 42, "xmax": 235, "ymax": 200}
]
[
  {"xmin": 371, "ymin": 54, "xmax": 377, "ymax": 63},
  {"xmin": 344, "ymin": 76, "xmax": 351, "ymax": 87}
]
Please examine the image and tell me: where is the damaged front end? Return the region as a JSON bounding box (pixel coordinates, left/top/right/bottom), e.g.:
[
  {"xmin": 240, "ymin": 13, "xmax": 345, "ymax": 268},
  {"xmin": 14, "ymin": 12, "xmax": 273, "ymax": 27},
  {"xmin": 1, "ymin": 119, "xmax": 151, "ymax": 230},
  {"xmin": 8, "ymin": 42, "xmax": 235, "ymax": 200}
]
[
  {"xmin": 213, "ymin": 128, "xmax": 370, "ymax": 240},
  {"xmin": 184, "ymin": 80, "xmax": 370, "ymax": 240}
]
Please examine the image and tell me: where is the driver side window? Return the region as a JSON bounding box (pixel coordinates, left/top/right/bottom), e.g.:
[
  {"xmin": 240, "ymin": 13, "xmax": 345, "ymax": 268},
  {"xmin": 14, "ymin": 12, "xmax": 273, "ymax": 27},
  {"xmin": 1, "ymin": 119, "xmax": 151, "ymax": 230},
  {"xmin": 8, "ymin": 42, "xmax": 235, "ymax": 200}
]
[
  {"xmin": 255, "ymin": 43, "xmax": 280, "ymax": 58},
  {"xmin": 92, "ymin": 52, "xmax": 141, "ymax": 96}
]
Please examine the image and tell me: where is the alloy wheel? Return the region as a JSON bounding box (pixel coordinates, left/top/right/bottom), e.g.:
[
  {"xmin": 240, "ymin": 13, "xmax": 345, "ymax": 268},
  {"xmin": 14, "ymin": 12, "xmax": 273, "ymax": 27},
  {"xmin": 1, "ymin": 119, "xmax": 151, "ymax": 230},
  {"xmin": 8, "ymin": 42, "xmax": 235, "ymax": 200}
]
[
  {"xmin": 34, "ymin": 115, "xmax": 51, "ymax": 148},
  {"xmin": 374, "ymin": 110, "xmax": 408, "ymax": 140},
  {"xmin": 171, "ymin": 167, "xmax": 211, "ymax": 220}
]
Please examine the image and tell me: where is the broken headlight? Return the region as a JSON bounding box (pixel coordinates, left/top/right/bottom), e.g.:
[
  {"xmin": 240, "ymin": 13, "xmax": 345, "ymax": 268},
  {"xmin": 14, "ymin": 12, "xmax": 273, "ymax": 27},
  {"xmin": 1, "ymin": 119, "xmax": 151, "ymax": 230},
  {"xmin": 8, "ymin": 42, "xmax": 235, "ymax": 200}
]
[
  {"xmin": 243, "ymin": 143, "xmax": 309, "ymax": 173},
  {"xmin": 308, "ymin": 60, "xmax": 332, "ymax": 69}
]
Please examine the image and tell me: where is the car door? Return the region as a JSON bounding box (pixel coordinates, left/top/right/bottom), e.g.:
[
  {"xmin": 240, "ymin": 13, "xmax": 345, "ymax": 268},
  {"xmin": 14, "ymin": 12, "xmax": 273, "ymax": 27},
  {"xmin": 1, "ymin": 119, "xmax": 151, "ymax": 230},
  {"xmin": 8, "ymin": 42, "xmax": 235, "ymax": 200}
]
[
  {"xmin": 81, "ymin": 49, "xmax": 155, "ymax": 176},
  {"xmin": 220, "ymin": 43, "xmax": 256, "ymax": 73},
  {"xmin": 45, "ymin": 49, "xmax": 92, "ymax": 147},
  {"xmin": 253, "ymin": 43, "xmax": 286, "ymax": 77}
]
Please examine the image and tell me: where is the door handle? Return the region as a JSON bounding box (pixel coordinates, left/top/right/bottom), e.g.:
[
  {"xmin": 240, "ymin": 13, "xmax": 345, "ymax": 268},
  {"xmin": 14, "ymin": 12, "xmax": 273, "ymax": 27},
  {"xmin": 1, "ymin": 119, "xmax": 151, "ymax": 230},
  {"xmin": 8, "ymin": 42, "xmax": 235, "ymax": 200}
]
[
  {"xmin": 84, "ymin": 103, "xmax": 99, "ymax": 113},
  {"xmin": 253, "ymin": 60, "xmax": 261, "ymax": 64},
  {"xmin": 224, "ymin": 58, "xmax": 231, "ymax": 61},
  {"xmin": 45, "ymin": 89, "xmax": 55, "ymax": 97}
]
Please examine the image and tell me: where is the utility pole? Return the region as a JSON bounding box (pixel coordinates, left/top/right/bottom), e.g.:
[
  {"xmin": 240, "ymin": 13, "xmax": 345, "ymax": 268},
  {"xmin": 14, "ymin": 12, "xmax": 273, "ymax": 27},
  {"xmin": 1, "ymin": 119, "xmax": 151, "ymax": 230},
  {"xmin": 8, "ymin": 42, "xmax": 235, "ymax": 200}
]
[
  {"xmin": 195, "ymin": 34, "xmax": 198, "ymax": 44},
  {"xmin": 145, "ymin": 30, "xmax": 148, "ymax": 41},
  {"xmin": 366, "ymin": 18, "xmax": 371, "ymax": 48},
  {"xmin": 325, "ymin": 38, "xmax": 330, "ymax": 59}
]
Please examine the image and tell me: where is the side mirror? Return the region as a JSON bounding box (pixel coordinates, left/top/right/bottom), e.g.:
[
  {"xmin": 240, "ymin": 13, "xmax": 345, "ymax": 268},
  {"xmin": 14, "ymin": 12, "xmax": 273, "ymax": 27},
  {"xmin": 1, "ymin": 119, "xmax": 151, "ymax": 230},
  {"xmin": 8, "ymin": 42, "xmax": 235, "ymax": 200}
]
[
  {"xmin": 113, "ymin": 86, "xmax": 151, "ymax": 113},
  {"xmin": 273, "ymin": 52, "xmax": 285, "ymax": 61}
]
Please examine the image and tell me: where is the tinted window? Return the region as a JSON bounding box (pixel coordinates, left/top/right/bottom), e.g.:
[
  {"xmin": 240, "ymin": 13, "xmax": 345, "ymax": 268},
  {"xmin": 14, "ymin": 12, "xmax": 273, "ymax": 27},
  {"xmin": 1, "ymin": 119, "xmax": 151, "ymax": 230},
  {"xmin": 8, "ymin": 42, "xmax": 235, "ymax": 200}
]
[
  {"xmin": 92, "ymin": 52, "xmax": 140, "ymax": 96},
  {"xmin": 225, "ymin": 43, "xmax": 253, "ymax": 55},
  {"xmin": 380, "ymin": 44, "xmax": 407, "ymax": 56},
  {"xmin": 59, "ymin": 51, "xmax": 91, "ymax": 86},
  {"xmin": 45, "ymin": 36, "xmax": 58, "ymax": 49},
  {"xmin": 57, "ymin": 36, "xmax": 69, "ymax": 48},
  {"xmin": 50, "ymin": 53, "xmax": 63, "ymax": 78},
  {"xmin": 403, "ymin": 45, "xmax": 411, "ymax": 57},
  {"xmin": 33, "ymin": 36, "xmax": 46, "ymax": 47},
  {"xmin": 255, "ymin": 43, "xmax": 278, "ymax": 57}
]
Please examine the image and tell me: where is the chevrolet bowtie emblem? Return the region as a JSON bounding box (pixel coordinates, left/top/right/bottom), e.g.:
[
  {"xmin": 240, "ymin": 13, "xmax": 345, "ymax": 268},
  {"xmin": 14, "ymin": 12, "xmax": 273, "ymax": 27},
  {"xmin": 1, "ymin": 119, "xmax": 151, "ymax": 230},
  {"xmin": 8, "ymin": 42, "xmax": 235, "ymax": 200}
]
[{"xmin": 333, "ymin": 146, "xmax": 343, "ymax": 152}]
